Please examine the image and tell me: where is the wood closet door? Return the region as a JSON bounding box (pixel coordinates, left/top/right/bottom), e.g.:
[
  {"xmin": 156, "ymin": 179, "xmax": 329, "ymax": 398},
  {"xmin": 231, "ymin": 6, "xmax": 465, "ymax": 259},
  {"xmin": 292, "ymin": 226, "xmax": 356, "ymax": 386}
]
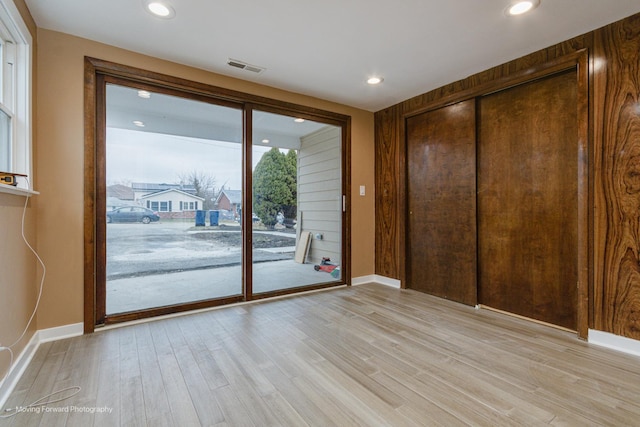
[
  {"xmin": 478, "ymin": 70, "xmax": 578, "ymax": 330},
  {"xmin": 406, "ymin": 99, "xmax": 477, "ymax": 305}
]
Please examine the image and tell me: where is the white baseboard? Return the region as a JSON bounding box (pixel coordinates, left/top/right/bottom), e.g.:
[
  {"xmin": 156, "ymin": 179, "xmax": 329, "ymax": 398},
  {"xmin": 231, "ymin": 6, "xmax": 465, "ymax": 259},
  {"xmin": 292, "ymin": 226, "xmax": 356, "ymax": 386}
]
[
  {"xmin": 0, "ymin": 331, "xmax": 39, "ymax": 410},
  {"xmin": 589, "ymin": 329, "xmax": 640, "ymax": 358},
  {"xmin": 352, "ymin": 274, "xmax": 401, "ymax": 288},
  {"xmin": 0, "ymin": 323, "xmax": 83, "ymax": 409},
  {"xmin": 38, "ymin": 323, "xmax": 84, "ymax": 343},
  {"xmin": 351, "ymin": 275, "xmax": 376, "ymax": 286}
]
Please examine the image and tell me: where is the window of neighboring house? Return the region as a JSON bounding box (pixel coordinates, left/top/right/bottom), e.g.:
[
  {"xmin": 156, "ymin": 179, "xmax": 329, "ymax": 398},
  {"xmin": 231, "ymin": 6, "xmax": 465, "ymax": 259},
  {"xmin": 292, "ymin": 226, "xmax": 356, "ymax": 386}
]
[
  {"xmin": 0, "ymin": 0, "xmax": 31, "ymax": 190},
  {"xmin": 180, "ymin": 202, "xmax": 196, "ymax": 211},
  {"xmin": 181, "ymin": 201, "xmax": 197, "ymax": 211},
  {"xmin": 149, "ymin": 201, "xmax": 170, "ymax": 211}
]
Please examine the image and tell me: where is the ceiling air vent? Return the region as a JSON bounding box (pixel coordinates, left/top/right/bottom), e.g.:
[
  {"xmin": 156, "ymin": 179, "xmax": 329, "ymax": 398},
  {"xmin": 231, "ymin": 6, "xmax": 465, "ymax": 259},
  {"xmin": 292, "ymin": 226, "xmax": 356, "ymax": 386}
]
[{"xmin": 227, "ymin": 58, "xmax": 265, "ymax": 74}]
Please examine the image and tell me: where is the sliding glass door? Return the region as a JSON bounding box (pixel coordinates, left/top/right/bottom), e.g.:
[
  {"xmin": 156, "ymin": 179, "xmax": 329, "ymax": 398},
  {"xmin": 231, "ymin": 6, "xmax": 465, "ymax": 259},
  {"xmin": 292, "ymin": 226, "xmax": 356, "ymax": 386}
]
[
  {"xmin": 251, "ymin": 110, "xmax": 343, "ymax": 295},
  {"xmin": 104, "ymin": 83, "xmax": 244, "ymax": 316},
  {"xmin": 89, "ymin": 62, "xmax": 350, "ymax": 327}
]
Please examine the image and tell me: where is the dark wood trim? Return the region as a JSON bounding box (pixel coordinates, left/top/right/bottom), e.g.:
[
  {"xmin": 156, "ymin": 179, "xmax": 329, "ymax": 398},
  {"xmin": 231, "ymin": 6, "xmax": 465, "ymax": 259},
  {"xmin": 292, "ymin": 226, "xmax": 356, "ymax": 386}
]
[
  {"xmin": 576, "ymin": 50, "xmax": 590, "ymax": 340},
  {"xmin": 102, "ymin": 280, "xmax": 347, "ymax": 324},
  {"xmin": 103, "ymin": 295, "xmax": 245, "ymax": 324},
  {"xmin": 587, "ymin": 34, "xmax": 597, "ymax": 333},
  {"xmin": 84, "ymin": 57, "xmax": 352, "ymax": 329},
  {"xmin": 251, "ymin": 281, "xmax": 344, "ymax": 300},
  {"xmin": 342, "ymin": 115, "xmax": 352, "ymax": 286},
  {"xmin": 95, "ymin": 74, "xmax": 107, "ymax": 326},
  {"xmin": 83, "ymin": 58, "xmax": 97, "ymax": 334},
  {"xmin": 397, "ymin": 105, "xmax": 407, "ymax": 288},
  {"xmin": 84, "ymin": 57, "xmax": 349, "ymax": 125},
  {"xmin": 246, "ymin": 102, "xmax": 348, "ymax": 129},
  {"xmin": 244, "ymin": 106, "xmax": 253, "ymax": 301}
]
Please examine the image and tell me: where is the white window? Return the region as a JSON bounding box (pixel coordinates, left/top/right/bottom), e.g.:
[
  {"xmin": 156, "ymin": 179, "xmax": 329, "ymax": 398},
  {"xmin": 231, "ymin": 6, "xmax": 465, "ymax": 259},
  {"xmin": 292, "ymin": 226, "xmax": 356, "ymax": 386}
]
[
  {"xmin": 150, "ymin": 201, "xmax": 170, "ymax": 212},
  {"xmin": 0, "ymin": 0, "xmax": 31, "ymax": 190}
]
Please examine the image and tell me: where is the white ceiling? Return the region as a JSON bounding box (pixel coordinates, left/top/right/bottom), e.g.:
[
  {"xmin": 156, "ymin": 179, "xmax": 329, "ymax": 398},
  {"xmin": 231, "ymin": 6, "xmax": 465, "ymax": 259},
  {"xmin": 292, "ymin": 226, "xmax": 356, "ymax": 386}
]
[
  {"xmin": 106, "ymin": 84, "xmax": 331, "ymax": 148},
  {"xmin": 25, "ymin": 0, "xmax": 640, "ymax": 112}
]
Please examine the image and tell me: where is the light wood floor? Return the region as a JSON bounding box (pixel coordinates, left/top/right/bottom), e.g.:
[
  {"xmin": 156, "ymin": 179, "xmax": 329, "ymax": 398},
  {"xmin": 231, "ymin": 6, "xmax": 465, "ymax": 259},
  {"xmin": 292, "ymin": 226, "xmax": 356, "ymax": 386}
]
[{"xmin": 2, "ymin": 283, "xmax": 640, "ymax": 426}]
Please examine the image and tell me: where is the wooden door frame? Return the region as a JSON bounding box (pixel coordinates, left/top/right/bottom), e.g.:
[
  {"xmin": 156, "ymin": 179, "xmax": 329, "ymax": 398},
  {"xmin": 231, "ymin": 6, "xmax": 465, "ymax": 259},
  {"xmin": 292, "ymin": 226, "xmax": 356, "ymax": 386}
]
[
  {"xmin": 402, "ymin": 50, "xmax": 590, "ymax": 338},
  {"xmin": 83, "ymin": 57, "xmax": 351, "ymax": 332}
]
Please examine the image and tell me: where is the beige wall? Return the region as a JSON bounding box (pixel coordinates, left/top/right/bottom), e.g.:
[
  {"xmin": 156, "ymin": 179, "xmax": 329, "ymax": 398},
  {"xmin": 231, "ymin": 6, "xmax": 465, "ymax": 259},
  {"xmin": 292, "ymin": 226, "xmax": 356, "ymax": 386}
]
[
  {"xmin": 0, "ymin": 0, "xmax": 37, "ymax": 385},
  {"xmin": 35, "ymin": 29, "xmax": 375, "ymax": 329},
  {"xmin": 0, "ymin": 196, "xmax": 38, "ymax": 379}
]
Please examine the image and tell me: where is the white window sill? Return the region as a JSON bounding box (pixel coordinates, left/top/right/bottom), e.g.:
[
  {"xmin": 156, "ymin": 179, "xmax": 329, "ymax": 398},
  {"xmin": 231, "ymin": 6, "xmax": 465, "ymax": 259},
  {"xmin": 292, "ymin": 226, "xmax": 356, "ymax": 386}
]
[{"xmin": 0, "ymin": 185, "xmax": 38, "ymax": 197}]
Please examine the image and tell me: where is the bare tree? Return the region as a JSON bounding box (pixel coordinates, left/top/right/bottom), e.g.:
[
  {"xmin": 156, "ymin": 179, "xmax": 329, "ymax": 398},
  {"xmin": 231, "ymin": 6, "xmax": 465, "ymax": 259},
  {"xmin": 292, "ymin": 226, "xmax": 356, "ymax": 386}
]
[{"xmin": 177, "ymin": 170, "xmax": 217, "ymax": 210}]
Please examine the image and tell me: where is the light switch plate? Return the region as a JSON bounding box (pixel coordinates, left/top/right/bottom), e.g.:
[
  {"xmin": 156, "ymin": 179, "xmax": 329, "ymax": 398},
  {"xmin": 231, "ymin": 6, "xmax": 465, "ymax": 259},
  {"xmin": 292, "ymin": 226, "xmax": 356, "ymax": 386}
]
[{"xmin": 359, "ymin": 185, "xmax": 365, "ymax": 196}]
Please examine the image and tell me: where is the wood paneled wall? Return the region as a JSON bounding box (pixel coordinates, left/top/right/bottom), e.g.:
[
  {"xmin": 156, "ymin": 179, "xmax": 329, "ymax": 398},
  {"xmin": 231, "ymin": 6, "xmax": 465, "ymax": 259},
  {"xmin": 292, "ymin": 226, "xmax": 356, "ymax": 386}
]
[
  {"xmin": 593, "ymin": 14, "xmax": 640, "ymax": 338},
  {"xmin": 375, "ymin": 12, "xmax": 640, "ymax": 340},
  {"xmin": 375, "ymin": 104, "xmax": 405, "ymax": 280}
]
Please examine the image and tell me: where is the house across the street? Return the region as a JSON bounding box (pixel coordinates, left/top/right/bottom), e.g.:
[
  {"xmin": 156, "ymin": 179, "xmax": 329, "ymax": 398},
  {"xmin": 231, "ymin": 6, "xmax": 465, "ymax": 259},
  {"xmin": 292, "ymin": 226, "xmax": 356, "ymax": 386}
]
[
  {"xmin": 139, "ymin": 188, "xmax": 204, "ymax": 219},
  {"xmin": 106, "ymin": 182, "xmax": 205, "ymax": 219},
  {"xmin": 215, "ymin": 189, "xmax": 241, "ymax": 219}
]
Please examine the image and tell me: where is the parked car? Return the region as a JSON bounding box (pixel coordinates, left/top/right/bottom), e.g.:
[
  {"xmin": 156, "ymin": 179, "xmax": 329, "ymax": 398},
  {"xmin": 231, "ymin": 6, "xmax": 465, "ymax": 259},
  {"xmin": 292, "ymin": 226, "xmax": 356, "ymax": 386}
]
[{"xmin": 107, "ymin": 207, "xmax": 160, "ymax": 224}]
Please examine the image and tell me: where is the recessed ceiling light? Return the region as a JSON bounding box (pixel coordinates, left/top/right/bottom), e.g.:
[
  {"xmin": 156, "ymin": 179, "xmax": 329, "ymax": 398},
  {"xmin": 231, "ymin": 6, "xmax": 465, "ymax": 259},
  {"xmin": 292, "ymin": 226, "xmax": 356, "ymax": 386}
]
[
  {"xmin": 262, "ymin": 139, "xmax": 270, "ymax": 144},
  {"xmin": 506, "ymin": 0, "xmax": 539, "ymax": 16},
  {"xmin": 294, "ymin": 118, "xmax": 305, "ymax": 123},
  {"xmin": 133, "ymin": 120, "xmax": 145, "ymax": 127},
  {"xmin": 145, "ymin": 1, "xmax": 175, "ymax": 18},
  {"xmin": 367, "ymin": 77, "xmax": 384, "ymax": 85},
  {"xmin": 137, "ymin": 90, "xmax": 151, "ymax": 99}
]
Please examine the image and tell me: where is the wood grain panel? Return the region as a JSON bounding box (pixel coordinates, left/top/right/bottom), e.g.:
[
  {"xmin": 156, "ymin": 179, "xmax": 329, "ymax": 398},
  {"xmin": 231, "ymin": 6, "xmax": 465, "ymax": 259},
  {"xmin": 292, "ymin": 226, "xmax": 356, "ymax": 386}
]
[
  {"xmin": 374, "ymin": 11, "xmax": 640, "ymax": 340},
  {"xmin": 375, "ymin": 34, "xmax": 589, "ymax": 283},
  {"xmin": 478, "ymin": 70, "xmax": 578, "ymax": 330},
  {"xmin": 593, "ymin": 14, "xmax": 640, "ymax": 339},
  {"xmin": 375, "ymin": 105, "xmax": 404, "ymax": 280},
  {"xmin": 406, "ymin": 100, "xmax": 477, "ymax": 305}
]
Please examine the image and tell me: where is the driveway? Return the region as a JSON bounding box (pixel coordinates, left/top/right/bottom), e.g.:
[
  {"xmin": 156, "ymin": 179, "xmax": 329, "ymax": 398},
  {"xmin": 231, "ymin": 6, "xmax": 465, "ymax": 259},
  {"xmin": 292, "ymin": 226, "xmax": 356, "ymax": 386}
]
[{"xmin": 106, "ymin": 221, "xmax": 296, "ymax": 280}]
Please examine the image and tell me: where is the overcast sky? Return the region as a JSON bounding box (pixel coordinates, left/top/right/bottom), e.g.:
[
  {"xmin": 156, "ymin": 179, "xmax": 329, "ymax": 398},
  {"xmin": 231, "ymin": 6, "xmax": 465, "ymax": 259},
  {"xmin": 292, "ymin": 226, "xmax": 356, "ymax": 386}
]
[{"xmin": 107, "ymin": 128, "xmax": 273, "ymax": 190}]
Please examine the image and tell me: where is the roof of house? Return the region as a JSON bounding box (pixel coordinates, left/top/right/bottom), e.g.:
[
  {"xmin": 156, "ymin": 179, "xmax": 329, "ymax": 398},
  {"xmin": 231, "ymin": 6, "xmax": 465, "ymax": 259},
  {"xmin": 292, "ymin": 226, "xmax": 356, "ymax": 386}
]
[
  {"xmin": 132, "ymin": 182, "xmax": 197, "ymax": 195},
  {"xmin": 216, "ymin": 189, "xmax": 242, "ymax": 205},
  {"xmin": 106, "ymin": 184, "xmax": 135, "ymax": 200},
  {"xmin": 139, "ymin": 188, "xmax": 204, "ymax": 201}
]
